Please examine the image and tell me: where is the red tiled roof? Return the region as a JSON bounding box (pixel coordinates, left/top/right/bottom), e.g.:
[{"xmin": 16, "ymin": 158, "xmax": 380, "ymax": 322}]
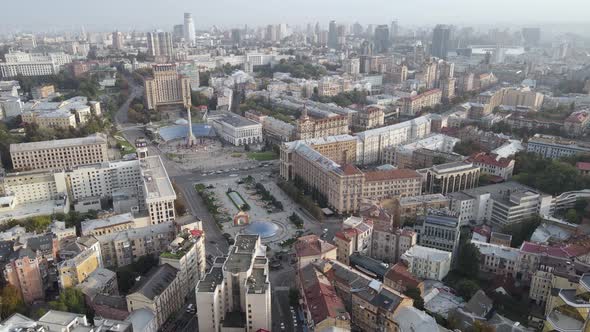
[
  {"xmin": 334, "ymin": 228, "xmax": 358, "ymax": 242},
  {"xmin": 364, "ymin": 169, "xmax": 421, "ymax": 182},
  {"xmin": 295, "ymin": 235, "xmax": 336, "ymax": 258},
  {"xmin": 469, "ymin": 152, "xmax": 513, "ymax": 168},
  {"xmin": 299, "ymin": 266, "xmax": 348, "ymax": 324},
  {"xmin": 190, "ymin": 229, "xmax": 204, "ymax": 238},
  {"xmin": 406, "ymin": 89, "xmax": 442, "ymax": 101},
  {"xmin": 576, "ymin": 162, "xmax": 590, "ymax": 171},
  {"xmin": 520, "ymin": 241, "xmax": 590, "ymax": 258},
  {"xmin": 384, "ymin": 263, "xmax": 422, "ymax": 289}
]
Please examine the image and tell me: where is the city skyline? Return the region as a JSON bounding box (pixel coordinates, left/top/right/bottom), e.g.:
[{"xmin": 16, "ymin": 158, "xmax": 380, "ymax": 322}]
[{"xmin": 1, "ymin": 0, "xmax": 589, "ymax": 33}]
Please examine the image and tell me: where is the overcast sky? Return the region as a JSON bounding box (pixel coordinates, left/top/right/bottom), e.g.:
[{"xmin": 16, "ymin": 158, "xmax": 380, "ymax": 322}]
[{"xmin": 2, "ymin": 0, "xmax": 589, "ymax": 32}]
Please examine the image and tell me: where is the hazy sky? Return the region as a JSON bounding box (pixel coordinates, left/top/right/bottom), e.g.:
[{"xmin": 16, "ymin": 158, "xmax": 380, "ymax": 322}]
[{"xmin": 2, "ymin": 0, "xmax": 590, "ymax": 31}]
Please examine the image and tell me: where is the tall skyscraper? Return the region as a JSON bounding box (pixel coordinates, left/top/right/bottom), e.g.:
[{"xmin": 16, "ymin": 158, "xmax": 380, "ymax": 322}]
[
  {"xmin": 173, "ymin": 25, "xmax": 184, "ymax": 41},
  {"xmin": 431, "ymin": 24, "xmax": 451, "ymax": 60},
  {"xmin": 147, "ymin": 32, "xmax": 173, "ymax": 59},
  {"xmin": 390, "ymin": 20, "xmax": 399, "ymax": 40},
  {"xmin": 522, "ymin": 27, "xmax": 541, "ymax": 47},
  {"xmin": 112, "ymin": 31, "xmax": 124, "ymax": 50},
  {"xmin": 328, "ymin": 20, "xmax": 338, "ymax": 49},
  {"xmin": 184, "ymin": 13, "xmax": 196, "ymax": 45},
  {"xmin": 231, "ymin": 29, "xmax": 242, "ymax": 46},
  {"xmin": 374, "ymin": 25, "xmax": 390, "ymax": 53}
]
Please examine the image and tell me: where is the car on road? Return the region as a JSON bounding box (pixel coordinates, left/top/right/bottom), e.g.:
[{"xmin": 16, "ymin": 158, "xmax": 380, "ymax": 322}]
[
  {"xmin": 280, "ymin": 322, "xmax": 285, "ymax": 330},
  {"xmin": 229, "ymin": 174, "xmax": 238, "ymax": 177},
  {"xmin": 186, "ymin": 304, "xmax": 195, "ymax": 313},
  {"xmin": 201, "ymin": 173, "xmax": 207, "ymax": 176},
  {"xmin": 216, "ymin": 171, "xmax": 222, "ymax": 174}
]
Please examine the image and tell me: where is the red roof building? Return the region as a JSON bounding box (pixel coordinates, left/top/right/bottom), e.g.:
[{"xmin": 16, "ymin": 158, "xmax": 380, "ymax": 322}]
[
  {"xmin": 294, "ymin": 235, "xmax": 337, "ymax": 270},
  {"xmin": 384, "ymin": 263, "xmax": 424, "ymax": 294}
]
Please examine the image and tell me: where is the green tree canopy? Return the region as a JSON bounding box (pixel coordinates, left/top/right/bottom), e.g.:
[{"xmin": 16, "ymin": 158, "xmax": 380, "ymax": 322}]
[
  {"xmin": 457, "ymin": 243, "xmax": 481, "ymax": 277},
  {"xmin": 404, "ymin": 287, "xmax": 424, "ymax": 310},
  {"xmin": 0, "ymin": 285, "xmax": 26, "ymax": 318}
]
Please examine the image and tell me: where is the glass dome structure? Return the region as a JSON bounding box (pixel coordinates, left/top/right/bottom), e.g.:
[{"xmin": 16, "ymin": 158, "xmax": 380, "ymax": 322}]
[{"xmin": 243, "ymin": 221, "xmax": 279, "ymax": 238}]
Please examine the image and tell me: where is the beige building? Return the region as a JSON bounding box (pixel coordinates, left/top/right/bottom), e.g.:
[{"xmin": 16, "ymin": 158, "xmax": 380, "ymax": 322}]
[
  {"xmin": 470, "ymin": 240, "xmax": 519, "ymax": 277},
  {"xmin": 394, "ymin": 194, "xmax": 450, "ymax": 224},
  {"xmin": 31, "ymin": 85, "xmax": 56, "ymax": 99},
  {"xmin": 402, "ymin": 89, "xmax": 442, "ymax": 116},
  {"xmin": 294, "ymin": 234, "xmax": 337, "ymax": 270},
  {"xmin": 318, "ymin": 76, "xmax": 353, "ymax": 97},
  {"xmin": 80, "ymin": 213, "xmax": 139, "ymax": 237},
  {"xmin": 10, "ymin": 134, "xmax": 108, "ymax": 171},
  {"xmin": 334, "ymin": 216, "xmax": 373, "ymax": 265},
  {"xmin": 58, "ymin": 246, "xmax": 101, "ymax": 289},
  {"xmin": 96, "ymin": 222, "xmax": 176, "ymax": 268},
  {"xmin": 0, "ymin": 170, "xmax": 67, "ymax": 205},
  {"xmin": 196, "ymin": 235, "xmax": 272, "ymax": 332},
  {"xmin": 144, "ymin": 64, "xmax": 191, "ymax": 111},
  {"xmin": 543, "ymin": 273, "xmax": 590, "ymax": 332},
  {"xmin": 159, "ymin": 228, "xmax": 207, "ymax": 299},
  {"xmin": 126, "ymin": 263, "xmax": 182, "ymax": 329},
  {"xmin": 400, "ymin": 245, "xmax": 451, "ymax": 281},
  {"xmin": 356, "ymin": 106, "xmax": 385, "ymax": 131},
  {"xmin": 295, "ymin": 107, "xmax": 349, "ymax": 140}
]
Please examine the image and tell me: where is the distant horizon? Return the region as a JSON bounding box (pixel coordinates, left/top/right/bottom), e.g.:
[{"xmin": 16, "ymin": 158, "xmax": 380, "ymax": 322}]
[{"xmin": 1, "ymin": 0, "xmax": 589, "ymax": 35}]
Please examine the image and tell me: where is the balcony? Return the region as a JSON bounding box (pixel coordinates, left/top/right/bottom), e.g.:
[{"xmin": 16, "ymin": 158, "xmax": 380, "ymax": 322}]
[{"xmin": 546, "ymin": 306, "xmax": 586, "ymax": 332}]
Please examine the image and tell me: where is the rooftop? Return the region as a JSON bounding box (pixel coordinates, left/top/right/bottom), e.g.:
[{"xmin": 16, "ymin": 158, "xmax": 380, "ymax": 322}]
[
  {"xmin": 471, "ymin": 240, "xmax": 519, "ymax": 261},
  {"xmin": 399, "ymin": 194, "xmax": 449, "ymax": 206},
  {"xmin": 128, "ymin": 263, "xmax": 178, "ymax": 300},
  {"xmin": 349, "ymin": 253, "xmax": 389, "ymax": 279},
  {"xmin": 364, "ymin": 168, "xmax": 422, "ymax": 182},
  {"xmin": 212, "ymin": 112, "xmax": 260, "ymax": 128},
  {"xmin": 402, "ymin": 245, "xmax": 452, "ymax": 262},
  {"xmin": 197, "ymin": 266, "xmax": 224, "ymax": 292},
  {"xmin": 38, "ymin": 310, "xmax": 86, "ymax": 327},
  {"xmin": 246, "ymin": 267, "xmax": 268, "ymax": 294},
  {"xmin": 384, "ymin": 263, "xmax": 423, "ymax": 289},
  {"xmin": 10, "ymin": 133, "xmax": 106, "ymax": 153},
  {"xmin": 294, "ymin": 235, "xmax": 336, "ymax": 258},
  {"xmin": 140, "ymin": 156, "xmax": 176, "ymax": 202},
  {"xmin": 225, "ymin": 235, "xmax": 262, "ymax": 273},
  {"xmin": 81, "ymin": 213, "xmax": 135, "ymax": 235},
  {"xmin": 431, "ymin": 161, "xmax": 478, "ymax": 174}
]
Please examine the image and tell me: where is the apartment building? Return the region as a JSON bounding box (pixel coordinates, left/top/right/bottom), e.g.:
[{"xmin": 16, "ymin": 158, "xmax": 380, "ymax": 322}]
[
  {"xmin": 146, "ymin": 32, "xmax": 173, "ymax": 60},
  {"xmin": 318, "ymin": 76, "xmax": 353, "ymax": 97},
  {"xmin": 58, "ymin": 246, "xmax": 101, "ymax": 289},
  {"xmin": 80, "ymin": 213, "xmax": 139, "ymax": 237},
  {"xmin": 96, "ymin": 222, "xmax": 176, "ymax": 268},
  {"xmin": 314, "ymin": 259, "xmax": 413, "ymax": 331},
  {"xmin": 334, "ymin": 216, "xmax": 373, "ymax": 265},
  {"xmin": 0, "ymin": 170, "xmax": 67, "ymax": 205},
  {"xmin": 140, "ymin": 156, "xmax": 177, "ymax": 224},
  {"xmin": 280, "ymin": 135, "xmax": 358, "ymax": 175},
  {"xmin": 384, "ymin": 263, "xmax": 424, "ymax": 294},
  {"xmin": 144, "ymin": 64, "xmax": 191, "ymax": 111},
  {"xmin": 470, "ymin": 240, "xmax": 519, "ymax": 277},
  {"xmin": 527, "ymin": 134, "xmax": 590, "ymax": 159},
  {"xmin": 394, "ymin": 194, "xmax": 450, "ymax": 224},
  {"xmin": 3, "ymin": 247, "xmax": 44, "ymax": 304},
  {"xmin": 356, "ymin": 106, "xmax": 385, "ymax": 131},
  {"xmin": 159, "ymin": 228, "xmax": 207, "ymax": 299},
  {"xmin": 126, "ymin": 264, "xmax": 182, "ymax": 329},
  {"xmin": 0, "ymin": 52, "xmax": 71, "ymax": 77},
  {"xmin": 363, "ymin": 169, "xmax": 423, "ymax": 199},
  {"xmin": 355, "ymin": 115, "xmax": 432, "ymax": 164},
  {"xmin": 196, "ymin": 235, "xmax": 272, "ymax": 332},
  {"xmin": 21, "ymin": 97, "xmax": 101, "ymax": 130},
  {"xmin": 402, "ymin": 89, "xmax": 442, "ymax": 116},
  {"xmin": 400, "ymin": 245, "xmax": 452, "ymax": 281},
  {"xmin": 10, "ymin": 134, "xmax": 108, "ymax": 171},
  {"xmin": 385, "ymin": 133, "xmax": 460, "ymax": 168},
  {"xmin": 543, "ymin": 273, "xmax": 590, "ymax": 332},
  {"xmin": 294, "ymin": 234, "xmax": 337, "ymax": 270},
  {"xmin": 529, "ymin": 257, "xmax": 578, "ymax": 307},
  {"xmin": 564, "ymin": 110, "xmax": 590, "ymax": 137},
  {"xmin": 295, "ymin": 109, "xmax": 349, "ymax": 140},
  {"xmin": 421, "ymin": 161, "xmax": 480, "ymax": 195},
  {"xmin": 208, "ymin": 112, "xmax": 263, "ymax": 146}
]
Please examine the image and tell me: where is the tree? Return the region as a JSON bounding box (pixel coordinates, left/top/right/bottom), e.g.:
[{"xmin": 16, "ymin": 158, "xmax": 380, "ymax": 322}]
[
  {"xmin": 456, "ymin": 279, "xmax": 480, "ymax": 301},
  {"xmin": 565, "ymin": 209, "xmax": 579, "ymax": 224},
  {"xmin": 49, "ymin": 288, "xmax": 87, "ymax": 314},
  {"xmin": 502, "ymin": 216, "xmax": 542, "ymax": 247},
  {"xmin": 404, "ymin": 288, "xmax": 424, "ymax": 310},
  {"xmin": 457, "ymin": 243, "xmax": 481, "ymax": 277},
  {"xmin": 0, "ymin": 285, "xmax": 26, "ymax": 318},
  {"xmin": 473, "ymin": 320, "xmax": 495, "ymax": 332}
]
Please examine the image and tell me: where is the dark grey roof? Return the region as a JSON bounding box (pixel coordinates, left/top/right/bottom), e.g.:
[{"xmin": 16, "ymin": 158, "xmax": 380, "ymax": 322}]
[
  {"xmin": 464, "ymin": 290, "xmax": 494, "ymax": 318},
  {"xmin": 93, "ymin": 294, "xmax": 128, "ymax": 310},
  {"xmin": 9, "ymin": 247, "xmax": 36, "ymax": 261},
  {"xmin": 129, "ymin": 263, "xmax": 178, "ymax": 300},
  {"xmin": 26, "ymin": 234, "xmax": 54, "ymax": 252},
  {"xmin": 349, "ymin": 253, "xmax": 389, "ymax": 280},
  {"xmin": 0, "ymin": 241, "xmax": 14, "ymax": 262}
]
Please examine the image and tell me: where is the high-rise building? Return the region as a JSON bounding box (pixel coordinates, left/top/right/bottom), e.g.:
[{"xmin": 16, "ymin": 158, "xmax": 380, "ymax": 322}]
[
  {"xmin": 183, "ymin": 13, "xmax": 196, "ymax": 45},
  {"xmin": 173, "ymin": 25, "xmax": 184, "ymax": 41},
  {"xmin": 390, "ymin": 20, "xmax": 399, "ymax": 41},
  {"xmin": 112, "ymin": 31, "xmax": 124, "ymax": 50},
  {"xmin": 231, "ymin": 29, "xmax": 242, "ymax": 46},
  {"xmin": 146, "ymin": 32, "xmax": 173, "ymax": 59},
  {"xmin": 144, "ymin": 64, "xmax": 191, "ymax": 111},
  {"xmin": 374, "ymin": 25, "xmax": 390, "ymax": 53},
  {"xmin": 521, "ymin": 27, "xmax": 541, "ymax": 47},
  {"xmin": 328, "ymin": 20, "xmax": 338, "ymax": 49},
  {"xmin": 431, "ymin": 24, "xmax": 451, "ymax": 59},
  {"xmin": 196, "ymin": 234, "xmax": 272, "ymax": 332},
  {"xmin": 3, "ymin": 248, "xmax": 45, "ymax": 304}
]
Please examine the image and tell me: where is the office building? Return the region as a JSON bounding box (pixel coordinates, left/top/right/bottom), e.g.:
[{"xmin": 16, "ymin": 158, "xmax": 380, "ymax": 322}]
[
  {"xmin": 527, "ymin": 134, "xmax": 590, "ymax": 159},
  {"xmin": 0, "ymin": 52, "xmax": 71, "ymax": 78},
  {"xmin": 421, "ymin": 161, "xmax": 480, "ymax": 195},
  {"xmin": 126, "ymin": 264, "xmax": 182, "ymax": 329},
  {"xmin": 384, "ymin": 133, "xmax": 459, "ymax": 168},
  {"xmin": 0, "ymin": 170, "xmax": 68, "ymax": 206},
  {"xmin": 414, "ymin": 213, "xmax": 461, "ymax": 260},
  {"xmin": 208, "ymin": 112, "xmax": 263, "ymax": 146},
  {"xmin": 431, "ymin": 25, "xmax": 451, "ymax": 59},
  {"xmin": 80, "ymin": 213, "xmax": 137, "ymax": 237},
  {"xmin": 374, "ymin": 25, "xmax": 390, "ymax": 53},
  {"xmin": 183, "ymin": 13, "xmax": 196, "ymax": 45},
  {"xmin": 343, "ymin": 58, "xmax": 360, "ymax": 75},
  {"xmin": 112, "ymin": 31, "xmax": 124, "ymax": 49},
  {"xmin": 10, "ymin": 134, "xmax": 108, "ymax": 171},
  {"xmin": 147, "ymin": 31, "xmax": 173, "ymax": 59},
  {"xmin": 522, "ymin": 27, "xmax": 541, "ymax": 47},
  {"xmin": 159, "ymin": 228, "xmax": 207, "ymax": 299},
  {"xmin": 400, "ymin": 245, "xmax": 452, "ymax": 281},
  {"xmin": 21, "ymin": 96, "xmax": 101, "ymax": 130},
  {"xmin": 470, "ymin": 240, "xmax": 519, "ymax": 277},
  {"xmin": 196, "ymin": 235, "xmax": 272, "ymax": 332},
  {"xmin": 394, "ymin": 194, "xmax": 450, "ymax": 224},
  {"xmin": 96, "ymin": 222, "xmax": 176, "ymax": 268},
  {"xmin": 328, "ymin": 20, "xmax": 338, "ymax": 49},
  {"xmin": 448, "ymin": 182, "xmax": 552, "ymax": 227},
  {"xmin": 144, "ymin": 64, "xmax": 191, "ymax": 111},
  {"xmin": 402, "ymin": 89, "xmax": 442, "ymax": 116}
]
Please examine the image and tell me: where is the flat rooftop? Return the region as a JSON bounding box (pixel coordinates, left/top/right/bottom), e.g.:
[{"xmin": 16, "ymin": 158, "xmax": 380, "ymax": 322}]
[
  {"xmin": 213, "ymin": 112, "xmax": 259, "ymax": 128},
  {"xmin": 225, "ymin": 235, "xmax": 260, "ymax": 273},
  {"xmin": 140, "ymin": 156, "xmax": 176, "ymax": 202},
  {"xmin": 10, "ymin": 133, "xmax": 107, "ymax": 153},
  {"xmin": 247, "ymin": 267, "xmax": 268, "ymax": 294},
  {"xmin": 81, "ymin": 213, "xmax": 135, "ymax": 235},
  {"xmin": 399, "ymin": 194, "xmax": 449, "ymax": 206},
  {"xmin": 197, "ymin": 266, "xmax": 224, "ymax": 292}
]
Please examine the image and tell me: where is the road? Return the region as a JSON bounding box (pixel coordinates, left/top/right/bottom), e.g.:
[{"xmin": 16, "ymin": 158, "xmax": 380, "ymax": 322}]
[{"xmin": 114, "ymin": 73, "xmax": 143, "ymax": 126}]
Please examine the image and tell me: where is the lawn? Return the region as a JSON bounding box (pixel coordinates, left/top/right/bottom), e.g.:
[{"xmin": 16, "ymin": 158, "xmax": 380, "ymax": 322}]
[
  {"xmin": 247, "ymin": 151, "xmax": 278, "ymax": 161},
  {"xmin": 114, "ymin": 134, "xmax": 136, "ymax": 154}
]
